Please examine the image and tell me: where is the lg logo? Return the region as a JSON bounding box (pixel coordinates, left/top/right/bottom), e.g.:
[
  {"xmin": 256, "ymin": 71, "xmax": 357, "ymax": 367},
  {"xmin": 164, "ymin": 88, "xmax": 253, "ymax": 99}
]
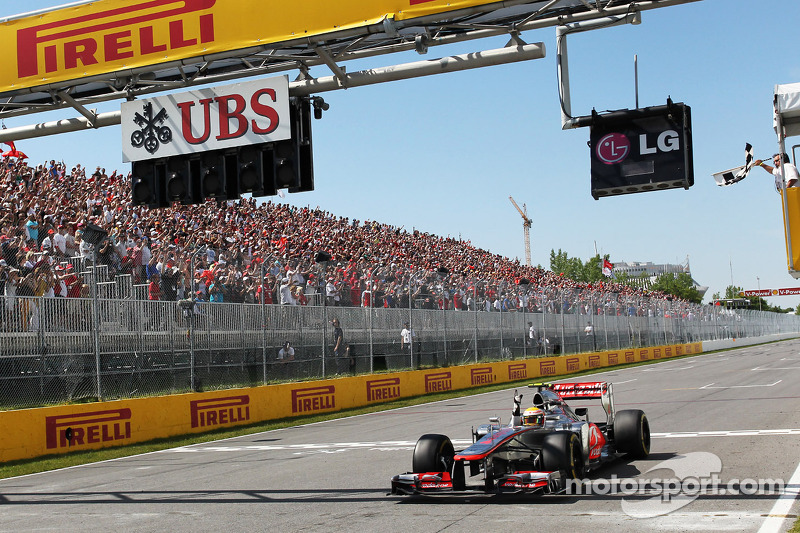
[
  {"xmin": 596, "ymin": 133, "xmax": 630, "ymax": 164},
  {"xmin": 596, "ymin": 130, "xmax": 680, "ymax": 165}
]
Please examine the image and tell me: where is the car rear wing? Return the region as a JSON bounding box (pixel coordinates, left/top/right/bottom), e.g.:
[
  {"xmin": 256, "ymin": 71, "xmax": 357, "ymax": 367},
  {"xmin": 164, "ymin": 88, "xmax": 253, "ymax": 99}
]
[
  {"xmin": 530, "ymin": 381, "xmax": 616, "ymax": 425},
  {"xmin": 551, "ymin": 381, "xmax": 608, "ymax": 399}
]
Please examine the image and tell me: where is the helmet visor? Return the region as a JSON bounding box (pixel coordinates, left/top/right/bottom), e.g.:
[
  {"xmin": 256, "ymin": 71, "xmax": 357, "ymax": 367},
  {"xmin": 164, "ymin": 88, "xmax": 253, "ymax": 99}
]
[{"xmin": 523, "ymin": 413, "xmax": 543, "ymax": 427}]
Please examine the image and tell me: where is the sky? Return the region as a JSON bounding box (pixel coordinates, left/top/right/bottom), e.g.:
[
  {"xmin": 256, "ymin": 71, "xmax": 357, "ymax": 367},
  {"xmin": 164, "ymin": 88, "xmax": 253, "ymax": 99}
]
[{"xmin": 4, "ymin": 0, "xmax": 800, "ymax": 308}]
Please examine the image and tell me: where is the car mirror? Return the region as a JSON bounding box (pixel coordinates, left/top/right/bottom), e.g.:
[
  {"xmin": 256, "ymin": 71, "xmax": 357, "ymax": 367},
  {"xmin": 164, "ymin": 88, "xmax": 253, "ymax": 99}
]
[{"xmin": 574, "ymin": 407, "xmax": 588, "ymax": 418}]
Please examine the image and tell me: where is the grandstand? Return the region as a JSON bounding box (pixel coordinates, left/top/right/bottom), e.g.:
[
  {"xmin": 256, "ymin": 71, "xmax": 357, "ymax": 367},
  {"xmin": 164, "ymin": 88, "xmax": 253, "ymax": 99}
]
[
  {"xmin": 0, "ymin": 157, "xmax": 684, "ymax": 309},
  {"xmin": 0, "ymin": 156, "xmax": 796, "ymax": 408}
]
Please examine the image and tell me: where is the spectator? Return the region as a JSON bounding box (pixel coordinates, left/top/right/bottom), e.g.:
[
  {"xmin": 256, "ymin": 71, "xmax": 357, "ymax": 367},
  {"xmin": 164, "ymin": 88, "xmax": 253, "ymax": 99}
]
[
  {"xmin": 401, "ymin": 322, "xmax": 415, "ymax": 354},
  {"xmin": 0, "ymin": 150, "xmax": 691, "ymax": 337},
  {"xmin": 331, "ymin": 318, "xmax": 345, "ymax": 372},
  {"xmin": 279, "ymin": 277, "xmax": 296, "ymax": 305},
  {"xmin": 277, "ymin": 341, "xmax": 295, "ymax": 362},
  {"xmin": 148, "ymin": 272, "xmax": 161, "ymax": 301}
]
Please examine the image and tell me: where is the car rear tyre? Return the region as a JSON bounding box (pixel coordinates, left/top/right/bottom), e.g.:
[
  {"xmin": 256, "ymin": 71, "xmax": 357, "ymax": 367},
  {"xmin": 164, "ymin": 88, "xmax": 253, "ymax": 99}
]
[
  {"xmin": 412, "ymin": 434, "xmax": 455, "ymax": 473},
  {"xmin": 614, "ymin": 409, "xmax": 650, "ymax": 458},
  {"xmin": 541, "ymin": 432, "xmax": 584, "ymax": 481}
]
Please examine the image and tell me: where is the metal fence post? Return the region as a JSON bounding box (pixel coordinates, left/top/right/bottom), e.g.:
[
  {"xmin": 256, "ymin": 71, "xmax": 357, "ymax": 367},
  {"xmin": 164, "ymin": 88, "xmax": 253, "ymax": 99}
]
[
  {"xmin": 499, "ymin": 300, "xmax": 504, "ymax": 359},
  {"xmin": 473, "ymin": 284, "xmax": 478, "ymax": 363},
  {"xmin": 442, "ymin": 297, "xmax": 448, "ymax": 366},
  {"xmin": 188, "ymin": 301, "xmax": 195, "ymax": 392},
  {"xmin": 409, "ymin": 277, "xmax": 414, "ymax": 369},
  {"xmin": 368, "ymin": 271, "xmax": 374, "ymax": 372},
  {"xmin": 602, "ymin": 295, "xmax": 609, "ymax": 350},
  {"xmin": 522, "ymin": 288, "xmax": 527, "ymax": 359},
  {"xmin": 90, "ymin": 259, "xmax": 102, "ymax": 400},
  {"xmin": 541, "ymin": 292, "xmax": 546, "ymax": 356},
  {"xmin": 322, "ymin": 299, "xmax": 328, "ymax": 378},
  {"xmin": 260, "ymin": 263, "xmax": 267, "ymax": 383},
  {"xmin": 560, "ymin": 290, "xmax": 565, "ymax": 355}
]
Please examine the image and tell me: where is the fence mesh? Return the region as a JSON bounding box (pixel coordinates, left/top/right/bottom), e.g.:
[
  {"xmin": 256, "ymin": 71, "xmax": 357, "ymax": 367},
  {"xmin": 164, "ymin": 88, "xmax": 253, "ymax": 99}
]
[{"xmin": 0, "ymin": 288, "xmax": 797, "ymax": 409}]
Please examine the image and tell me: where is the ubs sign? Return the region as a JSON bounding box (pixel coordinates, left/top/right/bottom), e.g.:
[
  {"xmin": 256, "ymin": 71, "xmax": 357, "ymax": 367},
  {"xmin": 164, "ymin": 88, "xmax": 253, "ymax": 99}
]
[
  {"xmin": 589, "ymin": 100, "xmax": 693, "ymax": 199},
  {"xmin": 121, "ymin": 75, "xmax": 291, "ymax": 162}
]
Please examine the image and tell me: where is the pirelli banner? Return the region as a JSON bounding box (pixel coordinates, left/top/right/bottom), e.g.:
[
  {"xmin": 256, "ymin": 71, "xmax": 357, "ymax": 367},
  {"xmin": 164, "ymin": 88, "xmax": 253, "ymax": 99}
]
[
  {"xmin": 0, "ymin": 342, "xmax": 701, "ymax": 462},
  {"xmin": 3, "ymin": 0, "xmax": 505, "ymax": 94}
]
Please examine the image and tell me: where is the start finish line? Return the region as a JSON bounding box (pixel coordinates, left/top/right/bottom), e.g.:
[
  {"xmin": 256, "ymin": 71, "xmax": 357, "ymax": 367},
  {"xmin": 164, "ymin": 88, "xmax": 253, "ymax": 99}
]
[{"xmin": 740, "ymin": 288, "xmax": 800, "ymax": 297}]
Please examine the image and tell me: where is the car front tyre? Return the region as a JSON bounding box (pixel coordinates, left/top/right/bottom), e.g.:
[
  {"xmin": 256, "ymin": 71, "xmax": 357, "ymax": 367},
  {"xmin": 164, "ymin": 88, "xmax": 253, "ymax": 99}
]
[{"xmin": 412, "ymin": 434, "xmax": 455, "ymax": 473}]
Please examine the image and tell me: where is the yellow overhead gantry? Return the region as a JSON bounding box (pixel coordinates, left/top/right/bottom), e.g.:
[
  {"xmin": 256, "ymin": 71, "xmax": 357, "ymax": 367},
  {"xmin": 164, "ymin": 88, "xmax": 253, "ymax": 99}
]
[{"xmin": 0, "ymin": 0, "xmax": 701, "ymax": 141}]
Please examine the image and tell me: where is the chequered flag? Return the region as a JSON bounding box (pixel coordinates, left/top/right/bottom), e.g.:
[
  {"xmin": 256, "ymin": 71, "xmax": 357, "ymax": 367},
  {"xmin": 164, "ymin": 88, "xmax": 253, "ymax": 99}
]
[{"xmin": 713, "ymin": 143, "xmax": 755, "ymax": 186}]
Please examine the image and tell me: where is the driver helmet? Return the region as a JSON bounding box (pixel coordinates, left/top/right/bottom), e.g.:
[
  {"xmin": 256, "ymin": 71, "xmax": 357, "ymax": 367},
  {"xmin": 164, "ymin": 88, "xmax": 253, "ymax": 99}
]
[{"xmin": 522, "ymin": 407, "xmax": 545, "ymax": 428}]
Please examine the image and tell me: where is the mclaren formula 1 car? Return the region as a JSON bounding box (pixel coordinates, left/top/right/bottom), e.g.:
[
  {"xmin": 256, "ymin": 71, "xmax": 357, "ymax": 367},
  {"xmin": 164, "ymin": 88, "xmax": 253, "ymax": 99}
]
[{"xmin": 391, "ymin": 381, "xmax": 650, "ymax": 496}]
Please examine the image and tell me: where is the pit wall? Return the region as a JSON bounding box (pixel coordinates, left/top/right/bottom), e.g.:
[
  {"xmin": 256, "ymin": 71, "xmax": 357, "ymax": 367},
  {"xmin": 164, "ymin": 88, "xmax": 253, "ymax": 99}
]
[{"xmin": 0, "ymin": 342, "xmax": 701, "ymax": 463}]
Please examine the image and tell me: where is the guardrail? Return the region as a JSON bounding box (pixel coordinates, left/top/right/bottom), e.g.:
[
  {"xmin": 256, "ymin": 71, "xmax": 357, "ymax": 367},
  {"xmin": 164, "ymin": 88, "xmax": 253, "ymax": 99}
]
[{"xmin": 0, "ymin": 292, "xmax": 796, "ymax": 409}]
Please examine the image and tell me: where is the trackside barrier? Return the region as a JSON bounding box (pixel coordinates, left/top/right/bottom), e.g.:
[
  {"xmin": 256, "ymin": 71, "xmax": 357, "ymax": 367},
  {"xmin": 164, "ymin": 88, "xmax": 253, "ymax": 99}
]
[
  {"xmin": 0, "ymin": 290, "xmax": 794, "ymax": 409},
  {"xmin": 0, "ymin": 342, "xmax": 700, "ymax": 463}
]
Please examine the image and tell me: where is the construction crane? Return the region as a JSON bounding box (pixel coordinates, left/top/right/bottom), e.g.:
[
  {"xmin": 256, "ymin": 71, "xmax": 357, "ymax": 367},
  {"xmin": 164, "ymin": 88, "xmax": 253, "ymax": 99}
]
[{"xmin": 509, "ymin": 196, "xmax": 532, "ymax": 266}]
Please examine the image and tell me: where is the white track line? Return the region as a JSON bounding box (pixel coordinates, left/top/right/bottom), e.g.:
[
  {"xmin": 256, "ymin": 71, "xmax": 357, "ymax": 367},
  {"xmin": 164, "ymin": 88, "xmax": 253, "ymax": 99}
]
[
  {"xmin": 167, "ymin": 429, "xmax": 800, "ymax": 452},
  {"xmin": 757, "ymin": 457, "xmax": 800, "ymax": 533},
  {"xmin": 699, "ymin": 380, "xmax": 782, "ymax": 389},
  {"xmin": 642, "ymin": 365, "xmax": 695, "ymax": 372}
]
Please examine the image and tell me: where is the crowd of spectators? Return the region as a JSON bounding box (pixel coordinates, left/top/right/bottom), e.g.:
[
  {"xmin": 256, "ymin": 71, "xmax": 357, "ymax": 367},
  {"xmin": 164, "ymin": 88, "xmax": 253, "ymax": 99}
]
[{"xmin": 0, "ymin": 156, "xmax": 693, "ymax": 331}]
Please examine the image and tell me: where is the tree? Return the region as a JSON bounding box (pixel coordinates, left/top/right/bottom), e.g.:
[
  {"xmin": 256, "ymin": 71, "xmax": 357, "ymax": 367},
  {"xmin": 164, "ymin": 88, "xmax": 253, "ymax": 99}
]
[
  {"xmin": 649, "ymin": 272, "xmax": 702, "ymax": 304},
  {"xmin": 724, "ymin": 285, "xmax": 743, "ymax": 299},
  {"xmin": 549, "ymin": 249, "xmax": 583, "ymax": 280},
  {"xmin": 549, "ymin": 249, "xmax": 609, "ymax": 284}
]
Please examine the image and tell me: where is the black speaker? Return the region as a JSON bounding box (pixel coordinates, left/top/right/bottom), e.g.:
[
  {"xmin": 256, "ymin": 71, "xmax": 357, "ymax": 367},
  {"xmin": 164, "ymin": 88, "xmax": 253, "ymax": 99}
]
[{"xmin": 81, "ymin": 223, "xmax": 108, "ymax": 246}]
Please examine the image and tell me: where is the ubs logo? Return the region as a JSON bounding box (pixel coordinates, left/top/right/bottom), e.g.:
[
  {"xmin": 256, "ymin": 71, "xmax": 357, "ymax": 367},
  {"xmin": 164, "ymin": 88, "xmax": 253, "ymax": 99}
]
[{"xmin": 130, "ymin": 102, "xmax": 172, "ymax": 154}]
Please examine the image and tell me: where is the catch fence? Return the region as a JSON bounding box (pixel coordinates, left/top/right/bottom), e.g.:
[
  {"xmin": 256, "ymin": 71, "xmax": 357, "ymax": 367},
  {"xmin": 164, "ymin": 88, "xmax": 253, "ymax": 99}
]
[{"xmin": 0, "ymin": 289, "xmax": 796, "ymax": 408}]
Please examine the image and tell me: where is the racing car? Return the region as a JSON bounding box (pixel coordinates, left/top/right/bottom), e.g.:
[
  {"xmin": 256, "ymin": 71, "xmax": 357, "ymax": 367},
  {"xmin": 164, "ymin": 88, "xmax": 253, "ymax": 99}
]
[{"xmin": 391, "ymin": 381, "xmax": 650, "ymax": 496}]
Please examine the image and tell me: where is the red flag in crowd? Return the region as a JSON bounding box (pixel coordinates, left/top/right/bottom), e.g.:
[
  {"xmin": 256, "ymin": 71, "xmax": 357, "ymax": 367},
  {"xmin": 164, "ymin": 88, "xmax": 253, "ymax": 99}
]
[{"xmin": 602, "ymin": 259, "xmax": 614, "ymax": 278}]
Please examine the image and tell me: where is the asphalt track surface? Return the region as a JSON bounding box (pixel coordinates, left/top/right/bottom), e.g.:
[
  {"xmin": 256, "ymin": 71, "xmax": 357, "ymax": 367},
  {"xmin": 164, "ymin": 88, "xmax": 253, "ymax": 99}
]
[{"xmin": 3, "ymin": 341, "xmax": 800, "ymax": 533}]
